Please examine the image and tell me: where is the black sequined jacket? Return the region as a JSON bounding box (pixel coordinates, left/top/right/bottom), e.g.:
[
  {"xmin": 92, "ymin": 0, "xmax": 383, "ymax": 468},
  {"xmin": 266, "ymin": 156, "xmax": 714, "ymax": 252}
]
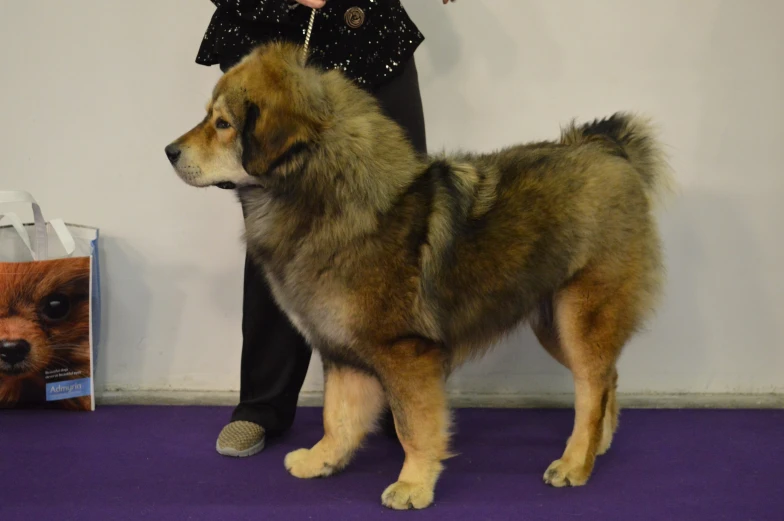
[{"xmin": 196, "ymin": 0, "xmax": 425, "ymax": 88}]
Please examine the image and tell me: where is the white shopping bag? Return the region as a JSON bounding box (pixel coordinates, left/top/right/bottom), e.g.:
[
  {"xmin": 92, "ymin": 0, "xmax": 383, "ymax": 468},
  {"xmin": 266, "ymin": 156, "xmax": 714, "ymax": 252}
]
[{"xmin": 0, "ymin": 191, "xmax": 100, "ymax": 411}]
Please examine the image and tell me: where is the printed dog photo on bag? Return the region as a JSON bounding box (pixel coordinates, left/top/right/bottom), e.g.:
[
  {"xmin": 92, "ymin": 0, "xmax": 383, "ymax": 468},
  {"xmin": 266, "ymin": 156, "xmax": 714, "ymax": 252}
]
[{"xmin": 0, "ymin": 257, "xmax": 92, "ymax": 410}]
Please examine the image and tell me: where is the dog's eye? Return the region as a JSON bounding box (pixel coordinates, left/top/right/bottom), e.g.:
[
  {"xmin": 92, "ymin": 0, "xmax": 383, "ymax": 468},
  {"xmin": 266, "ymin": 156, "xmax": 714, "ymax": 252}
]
[
  {"xmin": 41, "ymin": 294, "xmax": 71, "ymax": 321},
  {"xmin": 215, "ymin": 118, "xmax": 231, "ymax": 130}
]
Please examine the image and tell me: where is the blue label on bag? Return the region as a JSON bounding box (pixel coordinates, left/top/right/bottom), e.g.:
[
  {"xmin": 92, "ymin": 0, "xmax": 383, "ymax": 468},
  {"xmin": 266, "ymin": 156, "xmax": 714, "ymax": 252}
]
[{"xmin": 46, "ymin": 378, "xmax": 91, "ymax": 401}]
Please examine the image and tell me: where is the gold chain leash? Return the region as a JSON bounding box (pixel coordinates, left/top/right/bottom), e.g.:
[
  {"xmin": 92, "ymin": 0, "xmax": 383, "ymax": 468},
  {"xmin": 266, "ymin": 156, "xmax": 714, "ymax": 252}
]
[{"xmin": 302, "ymin": 8, "xmax": 317, "ymax": 60}]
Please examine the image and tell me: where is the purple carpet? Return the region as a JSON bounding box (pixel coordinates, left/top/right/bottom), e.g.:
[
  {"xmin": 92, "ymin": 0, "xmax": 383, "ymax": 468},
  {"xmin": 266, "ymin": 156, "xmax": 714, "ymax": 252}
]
[{"xmin": 1, "ymin": 406, "xmax": 782, "ymax": 520}]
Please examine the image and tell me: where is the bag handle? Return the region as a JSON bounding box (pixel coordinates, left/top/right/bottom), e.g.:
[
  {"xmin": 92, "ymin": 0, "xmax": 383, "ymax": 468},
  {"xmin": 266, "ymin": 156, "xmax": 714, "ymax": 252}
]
[
  {"xmin": 0, "ymin": 212, "xmax": 36, "ymax": 258},
  {"xmin": 50, "ymin": 218, "xmax": 76, "ymax": 256},
  {"xmin": 0, "ymin": 191, "xmax": 77, "ymax": 259},
  {"xmin": 0, "ymin": 191, "xmax": 47, "ymax": 260}
]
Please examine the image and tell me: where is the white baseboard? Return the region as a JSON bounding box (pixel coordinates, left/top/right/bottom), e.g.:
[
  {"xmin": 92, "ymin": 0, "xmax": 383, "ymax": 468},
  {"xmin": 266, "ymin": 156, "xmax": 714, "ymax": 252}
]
[{"xmin": 96, "ymin": 389, "xmax": 784, "ymax": 409}]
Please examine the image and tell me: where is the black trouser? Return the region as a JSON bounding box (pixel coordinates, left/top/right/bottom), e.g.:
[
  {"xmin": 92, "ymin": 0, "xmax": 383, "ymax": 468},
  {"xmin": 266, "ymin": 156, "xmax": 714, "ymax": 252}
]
[{"xmin": 222, "ymin": 59, "xmax": 428, "ymax": 436}]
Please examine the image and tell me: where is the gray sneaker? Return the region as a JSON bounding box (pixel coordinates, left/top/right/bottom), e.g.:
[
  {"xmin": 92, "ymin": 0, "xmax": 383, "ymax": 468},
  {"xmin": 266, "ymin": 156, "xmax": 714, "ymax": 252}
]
[{"xmin": 216, "ymin": 421, "xmax": 266, "ymax": 457}]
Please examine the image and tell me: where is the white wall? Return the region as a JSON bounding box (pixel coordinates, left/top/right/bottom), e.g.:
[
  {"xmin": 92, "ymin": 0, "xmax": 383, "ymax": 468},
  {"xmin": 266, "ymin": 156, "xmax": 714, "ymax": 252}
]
[{"xmin": 1, "ymin": 0, "xmax": 781, "ymax": 397}]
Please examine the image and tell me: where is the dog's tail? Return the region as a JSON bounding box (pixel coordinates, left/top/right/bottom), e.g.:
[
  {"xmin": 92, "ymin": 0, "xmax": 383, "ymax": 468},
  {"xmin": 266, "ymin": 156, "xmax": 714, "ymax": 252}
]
[{"xmin": 560, "ymin": 112, "xmax": 675, "ymax": 207}]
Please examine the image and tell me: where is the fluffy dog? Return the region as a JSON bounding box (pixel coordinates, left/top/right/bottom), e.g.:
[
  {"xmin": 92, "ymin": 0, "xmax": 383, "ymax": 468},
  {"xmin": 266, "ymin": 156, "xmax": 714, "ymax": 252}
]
[
  {"xmin": 0, "ymin": 258, "xmax": 91, "ymax": 410},
  {"xmin": 166, "ymin": 42, "xmax": 672, "ymax": 509}
]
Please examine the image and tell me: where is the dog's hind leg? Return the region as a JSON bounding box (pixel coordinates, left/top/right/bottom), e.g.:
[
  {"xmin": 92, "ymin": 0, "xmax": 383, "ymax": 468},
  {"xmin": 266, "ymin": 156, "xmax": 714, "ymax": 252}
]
[
  {"xmin": 542, "ymin": 262, "xmax": 644, "ymax": 488},
  {"xmin": 285, "ymin": 362, "xmax": 386, "ymax": 479},
  {"xmin": 532, "ymin": 299, "xmax": 619, "ymax": 456},
  {"xmin": 531, "ymin": 299, "xmax": 568, "ymax": 367},
  {"xmin": 373, "ymin": 339, "xmax": 451, "ymax": 510},
  {"xmin": 598, "ymin": 367, "xmax": 619, "ymax": 455}
]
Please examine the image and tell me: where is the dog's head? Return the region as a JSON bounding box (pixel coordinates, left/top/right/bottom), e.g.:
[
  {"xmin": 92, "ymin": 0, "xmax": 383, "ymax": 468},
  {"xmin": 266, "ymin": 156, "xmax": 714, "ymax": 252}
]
[
  {"xmin": 165, "ymin": 42, "xmax": 330, "ymax": 190},
  {"xmin": 0, "ymin": 259, "xmax": 90, "ymax": 382}
]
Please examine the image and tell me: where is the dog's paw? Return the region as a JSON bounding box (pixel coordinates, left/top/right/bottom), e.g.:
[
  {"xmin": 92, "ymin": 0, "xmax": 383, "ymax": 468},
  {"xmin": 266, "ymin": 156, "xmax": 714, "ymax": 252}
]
[
  {"xmin": 543, "ymin": 458, "xmax": 591, "ymax": 488},
  {"xmin": 381, "ymin": 481, "xmax": 434, "ymax": 510},
  {"xmin": 284, "ymin": 448, "xmax": 336, "ymax": 479}
]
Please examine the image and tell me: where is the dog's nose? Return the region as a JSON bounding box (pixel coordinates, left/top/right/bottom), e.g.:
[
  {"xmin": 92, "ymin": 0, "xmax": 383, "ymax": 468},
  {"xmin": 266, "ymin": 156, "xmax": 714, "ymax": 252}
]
[
  {"xmin": 0, "ymin": 340, "xmax": 31, "ymax": 366},
  {"xmin": 165, "ymin": 144, "xmax": 181, "ymax": 164}
]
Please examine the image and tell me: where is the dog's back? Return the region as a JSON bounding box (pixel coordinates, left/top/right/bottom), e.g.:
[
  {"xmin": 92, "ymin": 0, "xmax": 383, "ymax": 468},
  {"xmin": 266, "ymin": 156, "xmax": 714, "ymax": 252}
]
[{"xmin": 410, "ymin": 113, "xmax": 670, "ymax": 359}]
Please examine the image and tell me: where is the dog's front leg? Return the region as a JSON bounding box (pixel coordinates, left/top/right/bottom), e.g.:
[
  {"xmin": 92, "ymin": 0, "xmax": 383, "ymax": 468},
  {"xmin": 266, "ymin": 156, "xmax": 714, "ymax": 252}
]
[
  {"xmin": 284, "ymin": 361, "xmax": 385, "ymax": 479},
  {"xmin": 374, "ymin": 339, "xmax": 451, "ymax": 510}
]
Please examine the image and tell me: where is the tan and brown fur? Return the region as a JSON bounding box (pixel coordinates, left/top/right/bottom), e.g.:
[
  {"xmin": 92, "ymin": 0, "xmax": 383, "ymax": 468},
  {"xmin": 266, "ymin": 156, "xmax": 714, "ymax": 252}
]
[
  {"xmin": 166, "ymin": 42, "xmax": 673, "ymax": 509},
  {"xmin": 0, "ymin": 258, "xmax": 92, "ymax": 410}
]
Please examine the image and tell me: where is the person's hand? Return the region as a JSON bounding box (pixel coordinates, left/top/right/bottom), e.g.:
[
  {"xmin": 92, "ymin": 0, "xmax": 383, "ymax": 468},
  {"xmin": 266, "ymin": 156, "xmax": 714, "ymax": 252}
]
[{"xmin": 296, "ymin": 0, "xmax": 326, "ymax": 8}]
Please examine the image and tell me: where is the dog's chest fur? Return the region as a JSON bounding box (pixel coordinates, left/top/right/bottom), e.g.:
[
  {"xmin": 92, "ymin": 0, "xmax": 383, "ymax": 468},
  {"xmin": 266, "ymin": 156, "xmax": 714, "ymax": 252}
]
[
  {"xmin": 265, "ymin": 266, "xmax": 357, "ymax": 350},
  {"xmin": 240, "ymin": 198, "xmax": 369, "ymax": 350}
]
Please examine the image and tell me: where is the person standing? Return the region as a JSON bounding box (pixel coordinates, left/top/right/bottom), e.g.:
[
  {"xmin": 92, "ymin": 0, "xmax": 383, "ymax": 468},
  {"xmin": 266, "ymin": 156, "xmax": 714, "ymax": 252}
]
[{"xmin": 194, "ymin": 0, "xmax": 451, "ymax": 457}]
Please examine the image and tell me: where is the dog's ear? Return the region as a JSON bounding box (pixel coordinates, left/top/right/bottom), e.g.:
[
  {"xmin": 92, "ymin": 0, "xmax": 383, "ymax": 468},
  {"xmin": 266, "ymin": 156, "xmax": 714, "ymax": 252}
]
[
  {"xmin": 241, "ymin": 102, "xmax": 310, "ymax": 178},
  {"xmin": 240, "ymin": 102, "xmax": 264, "ymax": 176}
]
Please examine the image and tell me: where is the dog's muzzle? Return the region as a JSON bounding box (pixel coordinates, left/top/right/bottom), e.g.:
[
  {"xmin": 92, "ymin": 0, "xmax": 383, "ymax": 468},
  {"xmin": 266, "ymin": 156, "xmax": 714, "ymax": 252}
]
[
  {"xmin": 164, "ymin": 144, "xmax": 181, "ymax": 165},
  {"xmin": 0, "ymin": 339, "xmax": 31, "ymax": 367},
  {"xmin": 164, "ymin": 144, "xmax": 236, "ymax": 190}
]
